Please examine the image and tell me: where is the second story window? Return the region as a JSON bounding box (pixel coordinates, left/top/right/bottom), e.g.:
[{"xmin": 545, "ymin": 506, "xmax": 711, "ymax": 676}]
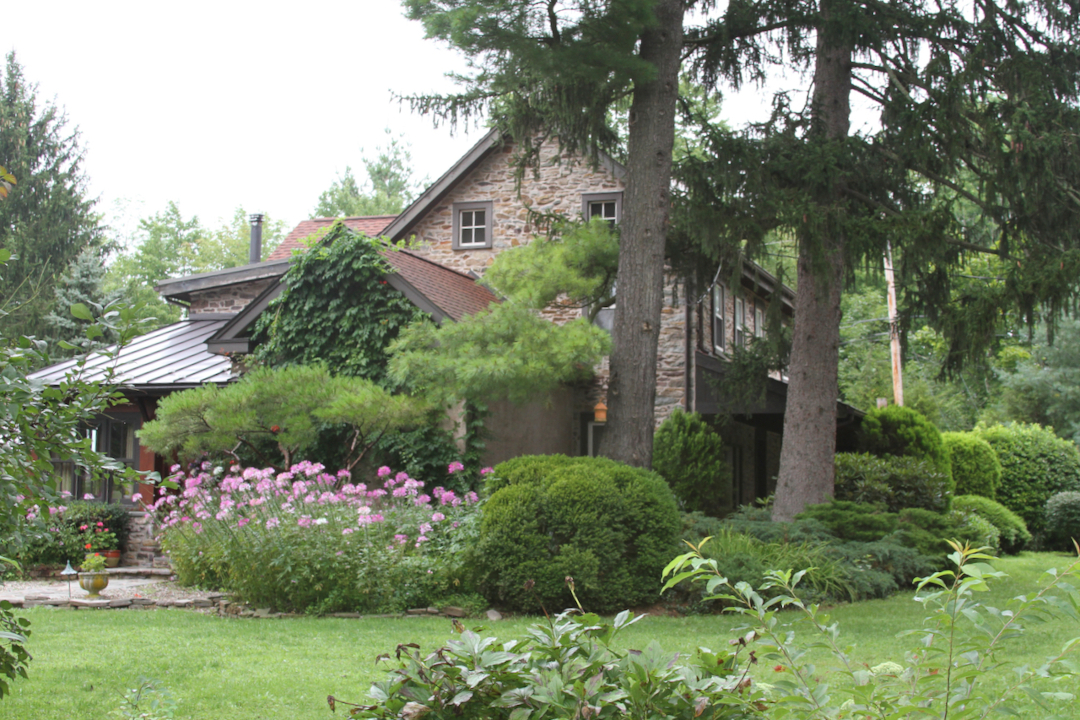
[
  {"xmin": 582, "ymin": 192, "xmax": 622, "ymax": 227},
  {"xmin": 452, "ymin": 201, "xmax": 494, "ymax": 250},
  {"xmin": 712, "ymin": 284, "xmax": 726, "ymax": 353},
  {"xmin": 734, "ymin": 296, "xmax": 746, "ymax": 347},
  {"xmin": 755, "ymin": 306, "xmax": 765, "ymax": 338}
]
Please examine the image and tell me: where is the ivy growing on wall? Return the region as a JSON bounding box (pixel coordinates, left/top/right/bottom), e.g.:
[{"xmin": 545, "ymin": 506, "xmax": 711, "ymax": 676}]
[{"xmin": 251, "ymin": 224, "xmax": 425, "ymax": 384}]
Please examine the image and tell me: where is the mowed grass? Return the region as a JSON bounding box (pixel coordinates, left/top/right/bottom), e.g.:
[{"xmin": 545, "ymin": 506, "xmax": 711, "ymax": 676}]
[{"xmin": 1, "ymin": 553, "xmax": 1077, "ymax": 719}]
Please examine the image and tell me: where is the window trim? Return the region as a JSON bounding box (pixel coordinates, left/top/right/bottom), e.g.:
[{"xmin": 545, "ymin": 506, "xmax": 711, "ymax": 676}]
[
  {"xmin": 734, "ymin": 296, "xmax": 746, "ymax": 347},
  {"xmin": 452, "ymin": 201, "xmax": 494, "ymax": 250},
  {"xmin": 581, "ymin": 192, "xmax": 623, "ymax": 224}
]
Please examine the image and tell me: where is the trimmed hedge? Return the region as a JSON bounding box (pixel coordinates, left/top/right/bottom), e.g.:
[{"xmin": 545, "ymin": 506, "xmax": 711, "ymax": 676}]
[
  {"xmin": 860, "ymin": 405, "xmax": 952, "ymax": 481},
  {"xmin": 652, "ymin": 409, "xmax": 731, "ymax": 517},
  {"xmin": 976, "ymin": 423, "xmax": 1080, "ymax": 539},
  {"xmin": 478, "ymin": 455, "xmax": 680, "ymax": 614},
  {"xmin": 942, "ymin": 432, "xmax": 1001, "ymax": 499},
  {"xmin": 1045, "ymin": 491, "xmax": 1080, "ymax": 551},
  {"xmin": 834, "ymin": 452, "xmax": 952, "ymax": 512},
  {"xmin": 952, "ymin": 494, "xmax": 1031, "ymax": 554}
]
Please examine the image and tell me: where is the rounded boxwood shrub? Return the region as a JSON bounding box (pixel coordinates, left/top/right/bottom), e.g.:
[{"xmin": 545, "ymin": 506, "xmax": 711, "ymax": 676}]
[
  {"xmin": 652, "ymin": 409, "xmax": 731, "ymax": 517},
  {"xmin": 942, "ymin": 432, "xmax": 1001, "ymax": 499},
  {"xmin": 1045, "ymin": 491, "xmax": 1080, "ymax": 551},
  {"xmin": 952, "ymin": 494, "xmax": 1032, "ymax": 554},
  {"xmin": 859, "ymin": 405, "xmax": 952, "ymax": 482},
  {"xmin": 477, "ymin": 455, "xmax": 680, "ymax": 614},
  {"xmin": 834, "ymin": 452, "xmax": 952, "ymax": 512},
  {"xmin": 976, "ymin": 423, "xmax": 1080, "ymax": 539}
]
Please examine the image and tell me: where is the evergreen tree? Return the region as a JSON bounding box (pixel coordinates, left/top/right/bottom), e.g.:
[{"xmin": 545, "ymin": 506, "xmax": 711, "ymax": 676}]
[
  {"xmin": 670, "ymin": 0, "xmax": 1080, "ymax": 519},
  {"xmin": 404, "ymin": 0, "xmax": 685, "ymax": 467},
  {"xmin": 312, "ymin": 131, "xmax": 422, "ymax": 217},
  {"xmin": 44, "ymin": 246, "xmax": 122, "ymax": 355},
  {"xmin": 0, "ymin": 52, "xmax": 103, "ymax": 339}
]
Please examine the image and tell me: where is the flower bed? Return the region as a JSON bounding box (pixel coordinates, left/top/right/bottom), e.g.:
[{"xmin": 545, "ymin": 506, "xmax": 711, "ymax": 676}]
[{"xmin": 155, "ymin": 461, "xmax": 483, "ymax": 615}]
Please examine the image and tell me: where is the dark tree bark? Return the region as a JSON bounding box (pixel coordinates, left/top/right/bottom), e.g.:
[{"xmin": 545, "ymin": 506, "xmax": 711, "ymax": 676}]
[
  {"xmin": 772, "ymin": 0, "xmax": 852, "ymax": 522},
  {"xmin": 602, "ymin": 0, "xmax": 686, "ymax": 468}
]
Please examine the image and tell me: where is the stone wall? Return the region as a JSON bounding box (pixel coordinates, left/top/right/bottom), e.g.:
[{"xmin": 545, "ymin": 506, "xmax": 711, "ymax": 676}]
[
  {"xmin": 188, "ymin": 279, "xmax": 274, "ymax": 315},
  {"xmin": 122, "ymin": 511, "xmax": 168, "ymax": 568}
]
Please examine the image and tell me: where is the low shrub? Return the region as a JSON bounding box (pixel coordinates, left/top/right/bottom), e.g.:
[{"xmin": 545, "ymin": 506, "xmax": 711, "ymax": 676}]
[
  {"xmin": 834, "ymin": 452, "xmax": 952, "ymax": 512},
  {"xmin": 1045, "ymin": 491, "xmax": 1080, "ymax": 551},
  {"xmin": 952, "ymin": 494, "xmax": 1032, "ymax": 554},
  {"xmin": 977, "ymin": 422, "xmax": 1080, "ymax": 539},
  {"xmin": 477, "ymin": 455, "xmax": 680, "ymax": 614},
  {"xmin": 891, "ymin": 507, "xmax": 995, "ymax": 561},
  {"xmin": 4, "ymin": 500, "xmax": 131, "ymax": 570},
  {"xmin": 942, "ymin": 431, "xmax": 1001, "ymax": 499},
  {"xmin": 652, "ymin": 409, "xmax": 732, "ymax": 517},
  {"xmin": 157, "ymin": 461, "xmax": 482, "ymax": 614},
  {"xmin": 796, "ymin": 500, "xmax": 898, "ymax": 542},
  {"xmin": 822, "ymin": 539, "xmax": 934, "ymax": 599},
  {"xmin": 859, "ymin": 405, "xmax": 952, "ymax": 481},
  {"xmin": 711, "ymin": 504, "xmax": 837, "ymax": 544}
]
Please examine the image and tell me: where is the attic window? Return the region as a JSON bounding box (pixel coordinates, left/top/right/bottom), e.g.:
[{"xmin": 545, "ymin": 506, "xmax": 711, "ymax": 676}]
[
  {"xmin": 582, "ymin": 192, "xmax": 622, "ymax": 226},
  {"xmin": 452, "ymin": 201, "xmax": 493, "ymax": 250}
]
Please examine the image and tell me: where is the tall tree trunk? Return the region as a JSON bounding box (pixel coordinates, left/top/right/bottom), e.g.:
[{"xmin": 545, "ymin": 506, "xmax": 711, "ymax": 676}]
[
  {"xmin": 601, "ymin": 0, "xmax": 685, "ymax": 468},
  {"xmin": 772, "ymin": 0, "xmax": 852, "ymax": 522}
]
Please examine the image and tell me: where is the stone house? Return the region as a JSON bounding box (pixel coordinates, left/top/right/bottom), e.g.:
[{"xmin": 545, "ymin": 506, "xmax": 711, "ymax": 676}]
[{"xmin": 31, "ymin": 128, "xmax": 859, "ymax": 524}]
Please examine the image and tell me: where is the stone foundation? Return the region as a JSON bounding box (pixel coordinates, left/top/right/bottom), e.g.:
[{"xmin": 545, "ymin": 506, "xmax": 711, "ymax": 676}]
[{"xmin": 123, "ymin": 511, "xmax": 168, "ymax": 568}]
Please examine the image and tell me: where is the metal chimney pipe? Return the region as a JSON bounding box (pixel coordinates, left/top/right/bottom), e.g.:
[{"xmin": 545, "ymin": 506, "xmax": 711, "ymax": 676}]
[{"xmin": 249, "ymin": 213, "xmax": 264, "ymax": 264}]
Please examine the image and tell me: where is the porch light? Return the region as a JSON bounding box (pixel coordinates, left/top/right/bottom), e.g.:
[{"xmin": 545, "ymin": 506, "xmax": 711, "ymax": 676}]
[{"xmin": 594, "ymin": 401, "xmax": 607, "ymax": 424}]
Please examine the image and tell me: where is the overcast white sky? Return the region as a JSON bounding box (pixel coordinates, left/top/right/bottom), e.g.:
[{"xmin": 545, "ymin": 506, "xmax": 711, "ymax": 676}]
[{"xmin": 6, "ymin": 2, "xmax": 817, "ymax": 247}]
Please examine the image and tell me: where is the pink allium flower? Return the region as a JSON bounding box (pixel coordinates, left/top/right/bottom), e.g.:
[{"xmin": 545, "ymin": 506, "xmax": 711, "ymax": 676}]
[
  {"xmin": 83, "ymin": 493, "xmax": 95, "ymax": 500},
  {"xmin": 392, "ymin": 486, "xmax": 408, "ymax": 498},
  {"xmin": 452, "ymin": 521, "xmax": 460, "ymax": 528},
  {"xmin": 131, "ymin": 493, "xmax": 142, "ymax": 503},
  {"xmin": 415, "ymin": 494, "xmax": 431, "ymax": 506},
  {"xmin": 60, "ymin": 490, "xmax": 72, "ymax": 498},
  {"xmin": 419, "ymin": 523, "xmax": 432, "ymax": 535},
  {"xmin": 298, "ymin": 515, "xmax": 313, "ymax": 528},
  {"xmin": 237, "ymin": 517, "xmax": 250, "ymax": 528},
  {"xmin": 266, "ymin": 518, "xmax": 280, "ymax": 529},
  {"xmin": 448, "ymin": 461, "xmax": 464, "ymax": 474},
  {"xmin": 394, "ymin": 534, "xmax": 408, "ymax": 545},
  {"xmin": 466, "ymin": 491, "xmax": 480, "ymax": 504},
  {"xmin": 431, "ymin": 512, "xmax": 445, "ymax": 522},
  {"xmin": 395, "ymin": 471, "xmax": 409, "ymax": 483},
  {"xmin": 377, "ymin": 466, "xmax": 392, "ymax": 477},
  {"xmin": 481, "ymin": 466, "xmax": 494, "ymax": 475},
  {"xmin": 342, "ymin": 528, "xmax": 354, "ymax": 535}
]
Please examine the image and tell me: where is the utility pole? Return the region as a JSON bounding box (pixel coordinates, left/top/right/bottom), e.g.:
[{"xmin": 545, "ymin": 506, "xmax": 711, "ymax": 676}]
[{"xmin": 883, "ymin": 241, "xmax": 904, "ymax": 406}]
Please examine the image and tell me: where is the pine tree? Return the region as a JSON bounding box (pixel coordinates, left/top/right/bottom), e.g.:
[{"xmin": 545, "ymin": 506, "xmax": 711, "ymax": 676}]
[
  {"xmin": 671, "ymin": 0, "xmax": 1080, "ymax": 519},
  {"xmin": 404, "ymin": 0, "xmax": 685, "ymax": 467},
  {"xmin": 0, "ymin": 52, "xmax": 103, "ymax": 339},
  {"xmin": 312, "ymin": 131, "xmax": 422, "ymax": 217},
  {"xmin": 44, "ymin": 246, "xmax": 122, "ymax": 355}
]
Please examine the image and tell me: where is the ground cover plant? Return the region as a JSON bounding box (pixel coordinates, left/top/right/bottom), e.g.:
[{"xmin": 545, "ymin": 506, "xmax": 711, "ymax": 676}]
[
  {"xmin": 157, "ymin": 461, "xmax": 482, "ymax": 614},
  {"xmin": 1, "ymin": 554, "xmax": 1075, "ymax": 720}
]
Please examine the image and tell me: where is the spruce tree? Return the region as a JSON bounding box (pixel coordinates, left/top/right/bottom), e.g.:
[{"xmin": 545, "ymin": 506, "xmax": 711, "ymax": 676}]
[
  {"xmin": 0, "ymin": 52, "xmax": 103, "ymax": 339},
  {"xmin": 671, "ymin": 0, "xmax": 1080, "ymax": 519}
]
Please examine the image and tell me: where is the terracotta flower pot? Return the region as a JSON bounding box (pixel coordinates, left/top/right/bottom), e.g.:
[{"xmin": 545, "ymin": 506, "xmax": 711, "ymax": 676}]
[
  {"xmin": 78, "ymin": 571, "xmax": 109, "ymax": 598},
  {"xmin": 103, "ymin": 550, "xmax": 122, "ymax": 568}
]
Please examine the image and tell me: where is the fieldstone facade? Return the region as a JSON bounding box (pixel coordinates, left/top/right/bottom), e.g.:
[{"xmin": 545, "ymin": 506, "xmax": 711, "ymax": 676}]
[{"xmin": 188, "ymin": 279, "xmax": 275, "ymax": 315}]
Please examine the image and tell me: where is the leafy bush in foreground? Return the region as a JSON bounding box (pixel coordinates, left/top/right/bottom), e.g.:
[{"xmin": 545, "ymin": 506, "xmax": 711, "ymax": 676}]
[
  {"xmin": 952, "ymin": 494, "xmax": 1031, "ymax": 554},
  {"xmin": 158, "ymin": 461, "xmax": 482, "ymax": 614},
  {"xmin": 477, "ymin": 455, "xmax": 680, "ymax": 614}
]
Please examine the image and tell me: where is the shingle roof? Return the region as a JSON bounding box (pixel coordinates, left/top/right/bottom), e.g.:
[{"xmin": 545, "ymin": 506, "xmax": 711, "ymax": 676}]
[
  {"xmin": 380, "ymin": 248, "xmax": 498, "ymax": 322},
  {"xmin": 266, "ymin": 215, "xmax": 396, "ymax": 261},
  {"xmin": 28, "ymin": 320, "xmax": 235, "ymax": 390}
]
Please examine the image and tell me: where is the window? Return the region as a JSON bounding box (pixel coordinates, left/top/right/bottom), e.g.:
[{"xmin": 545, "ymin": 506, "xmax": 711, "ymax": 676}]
[
  {"xmin": 452, "ymin": 201, "xmax": 493, "ymax": 250},
  {"xmin": 581, "ymin": 192, "xmax": 622, "ymax": 227},
  {"xmin": 734, "ymin": 296, "xmax": 746, "ymax": 347},
  {"xmin": 52, "ymin": 412, "xmax": 140, "ymax": 504},
  {"xmin": 712, "ymin": 284, "xmax": 726, "ymax": 352},
  {"xmin": 755, "ymin": 306, "xmax": 765, "ymax": 338}
]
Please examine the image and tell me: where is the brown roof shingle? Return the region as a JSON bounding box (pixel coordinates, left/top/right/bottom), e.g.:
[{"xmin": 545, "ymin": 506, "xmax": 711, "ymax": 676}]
[
  {"xmin": 266, "ymin": 215, "xmax": 396, "ymax": 261},
  {"xmin": 380, "ymin": 248, "xmax": 498, "ymax": 322}
]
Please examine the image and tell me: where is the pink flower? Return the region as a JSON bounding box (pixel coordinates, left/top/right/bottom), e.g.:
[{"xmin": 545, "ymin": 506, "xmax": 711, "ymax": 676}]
[
  {"xmin": 60, "ymin": 490, "xmax": 72, "ymax": 498},
  {"xmin": 131, "ymin": 493, "xmax": 142, "ymax": 503},
  {"xmin": 265, "ymin": 518, "xmax": 280, "ymax": 529},
  {"xmin": 394, "ymin": 534, "xmax": 408, "ymax": 546},
  {"xmin": 466, "ymin": 491, "xmax": 479, "ymax": 504},
  {"xmin": 377, "ymin": 466, "xmax": 392, "ymax": 477},
  {"xmin": 298, "ymin": 515, "xmax": 313, "ymax": 528},
  {"xmin": 481, "ymin": 467, "xmax": 494, "ymax": 475},
  {"xmin": 431, "ymin": 512, "xmax": 445, "ymax": 522},
  {"xmin": 419, "ymin": 523, "xmax": 432, "ymax": 534},
  {"xmin": 448, "ymin": 461, "xmax": 464, "ymax": 474},
  {"xmin": 80, "ymin": 524, "xmax": 88, "ymax": 531},
  {"xmin": 83, "ymin": 493, "xmax": 95, "ymax": 500},
  {"xmin": 342, "ymin": 528, "xmax": 354, "ymax": 535}
]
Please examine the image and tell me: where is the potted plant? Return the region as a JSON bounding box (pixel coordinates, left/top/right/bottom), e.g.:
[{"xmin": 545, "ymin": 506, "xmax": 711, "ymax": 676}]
[
  {"xmin": 80, "ymin": 522, "xmax": 121, "ymax": 567},
  {"xmin": 78, "ymin": 552, "xmax": 109, "ymax": 597}
]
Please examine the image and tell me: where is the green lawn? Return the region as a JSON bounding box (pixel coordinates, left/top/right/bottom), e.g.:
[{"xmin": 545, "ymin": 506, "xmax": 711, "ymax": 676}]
[{"xmin": 1, "ymin": 553, "xmax": 1077, "ymax": 719}]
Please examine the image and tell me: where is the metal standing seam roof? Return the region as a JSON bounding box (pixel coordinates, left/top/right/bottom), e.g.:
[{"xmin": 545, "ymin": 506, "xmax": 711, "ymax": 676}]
[{"xmin": 28, "ymin": 320, "xmax": 236, "ymax": 390}]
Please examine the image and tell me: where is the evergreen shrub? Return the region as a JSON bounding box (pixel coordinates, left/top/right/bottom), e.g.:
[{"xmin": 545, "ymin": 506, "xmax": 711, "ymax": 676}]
[
  {"xmin": 478, "ymin": 455, "xmax": 680, "ymax": 613},
  {"xmin": 942, "ymin": 431, "xmax": 1000, "ymax": 499},
  {"xmin": 795, "ymin": 500, "xmax": 898, "ymax": 542},
  {"xmin": 1045, "ymin": 491, "xmax": 1080, "ymax": 551},
  {"xmin": 652, "ymin": 409, "xmax": 731, "ymax": 517},
  {"xmin": 859, "ymin": 405, "xmax": 952, "ymax": 481},
  {"xmin": 834, "ymin": 452, "xmax": 952, "ymax": 512},
  {"xmin": 952, "ymin": 494, "xmax": 1031, "ymax": 554},
  {"xmin": 976, "ymin": 423, "xmax": 1080, "ymax": 538}
]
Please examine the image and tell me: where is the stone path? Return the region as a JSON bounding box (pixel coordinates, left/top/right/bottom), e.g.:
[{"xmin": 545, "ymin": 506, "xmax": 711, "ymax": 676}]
[{"xmin": 0, "ymin": 567, "xmax": 221, "ymax": 610}]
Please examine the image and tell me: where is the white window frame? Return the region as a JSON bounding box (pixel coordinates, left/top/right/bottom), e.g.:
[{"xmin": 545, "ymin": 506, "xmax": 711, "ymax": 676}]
[
  {"xmin": 581, "ymin": 192, "xmax": 622, "ymax": 226},
  {"xmin": 755, "ymin": 306, "xmax": 765, "ymax": 338},
  {"xmin": 734, "ymin": 296, "xmax": 746, "ymax": 347},
  {"xmin": 712, "ymin": 284, "xmax": 726, "ymax": 353},
  {"xmin": 452, "ymin": 201, "xmax": 493, "ymax": 250}
]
